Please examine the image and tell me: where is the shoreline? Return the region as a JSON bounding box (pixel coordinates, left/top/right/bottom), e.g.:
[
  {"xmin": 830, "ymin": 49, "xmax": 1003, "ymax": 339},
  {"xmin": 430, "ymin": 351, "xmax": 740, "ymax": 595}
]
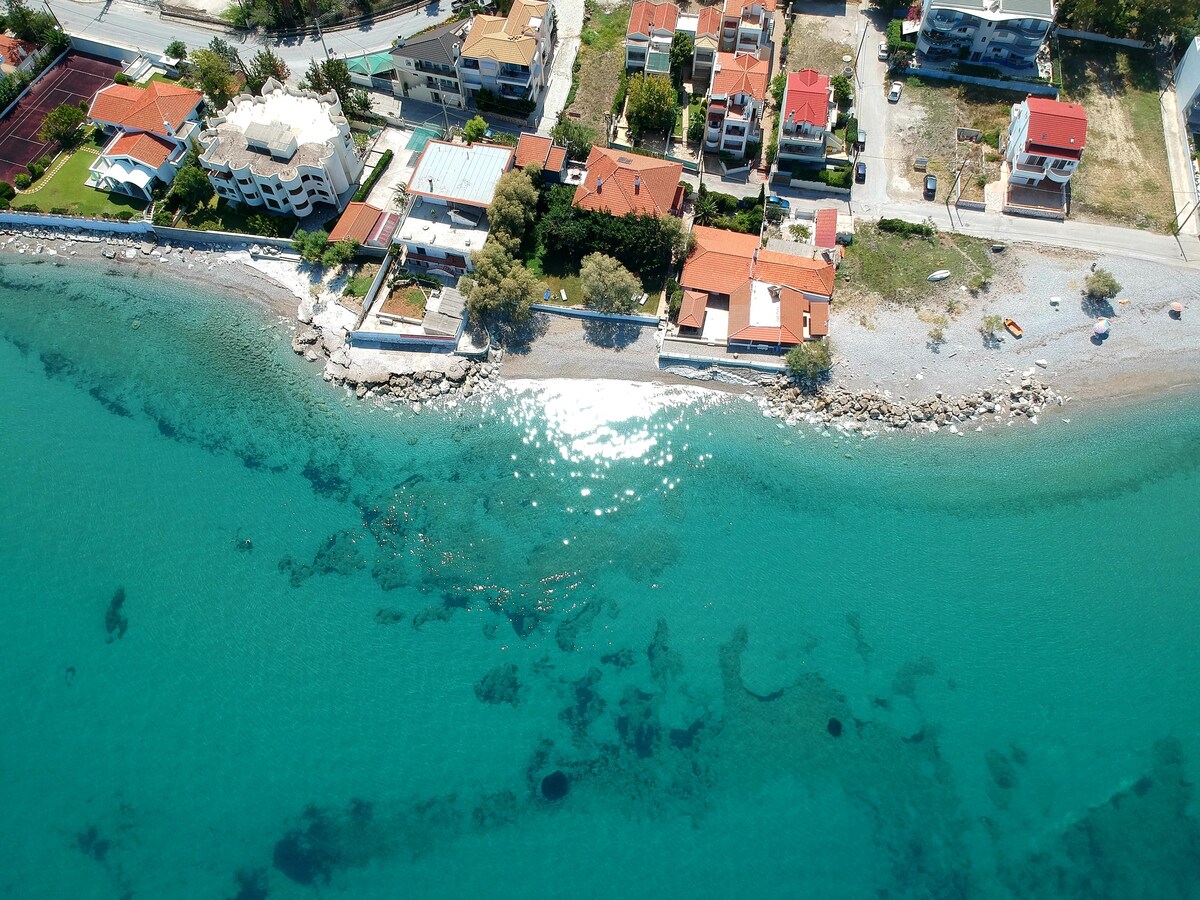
[{"xmin": 2, "ymin": 228, "xmax": 1198, "ymax": 429}]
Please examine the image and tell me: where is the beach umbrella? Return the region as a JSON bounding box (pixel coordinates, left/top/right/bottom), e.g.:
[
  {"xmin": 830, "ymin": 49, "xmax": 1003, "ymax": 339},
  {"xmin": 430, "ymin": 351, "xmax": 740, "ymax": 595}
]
[
  {"xmin": 1171, "ymin": 302, "xmax": 1184, "ymax": 315},
  {"xmin": 1093, "ymin": 318, "xmax": 1110, "ymax": 335}
]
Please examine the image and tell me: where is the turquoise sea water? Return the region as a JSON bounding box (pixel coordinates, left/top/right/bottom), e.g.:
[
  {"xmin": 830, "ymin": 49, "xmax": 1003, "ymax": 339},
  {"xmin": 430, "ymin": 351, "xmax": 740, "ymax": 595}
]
[{"xmin": 2, "ymin": 256, "xmax": 1199, "ymax": 899}]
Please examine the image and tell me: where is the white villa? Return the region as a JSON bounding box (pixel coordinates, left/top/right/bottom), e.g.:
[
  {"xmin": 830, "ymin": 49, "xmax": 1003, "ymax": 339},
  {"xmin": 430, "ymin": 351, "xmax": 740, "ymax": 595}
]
[
  {"xmin": 396, "ymin": 139, "xmax": 514, "ymax": 276},
  {"xmin": 775, "ymin": 68, "xmax": 835, "ymax": 171},
  {"xmin": 916, "ymin": 0, "xmax": 1054, "ymax": 72},
  {"xmin": 197, "ymin": 78, "xmax": 364, "ymax": 217}
]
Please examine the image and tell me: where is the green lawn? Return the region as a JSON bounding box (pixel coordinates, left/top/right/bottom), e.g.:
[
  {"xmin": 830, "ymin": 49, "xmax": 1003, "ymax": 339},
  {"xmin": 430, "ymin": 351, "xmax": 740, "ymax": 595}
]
[
  {"xmin": 183, "ymin": 196, "xmax": 298, "ymax": 237},
  {"xmin": 146, "ymin": 73, "xmax": 180, "ymax": 86},
  {"xmin": 841, "ymin": 224, "xmax": 994, "ymax": 306},
  {"xmin": 21, "ymin": 147, "xmax": 147, "ymax": 217}
]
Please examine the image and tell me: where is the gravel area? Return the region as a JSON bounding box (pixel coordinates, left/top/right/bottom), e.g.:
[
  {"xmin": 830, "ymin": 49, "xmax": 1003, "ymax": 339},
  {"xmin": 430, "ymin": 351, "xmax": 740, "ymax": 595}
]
[{"xmin": 830, "ymin": 246, "xmax": 1200, "ymax": 403}]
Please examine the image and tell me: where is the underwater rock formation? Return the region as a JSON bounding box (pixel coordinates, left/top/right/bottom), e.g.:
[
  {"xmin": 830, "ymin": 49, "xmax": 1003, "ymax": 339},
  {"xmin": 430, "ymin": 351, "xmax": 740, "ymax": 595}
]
[
  {"xmin": 374, "ymin": 608, "xmax": 405, "ymax": 626},
  {"xmin": 559, "ymin": 668, "xmax": 606, "ymax": 743},
  {"xmin": 647, "ymin": 619, "xmax": 682, "ymax": 684},
  {"xmin": 555, "ymin": 597, "xmax": 607, "ymax": 652},
  {"xmin": 615, "ymin": 687, "xmax": 660, "ymax": 759},
  {"xmin": 827, "ymin": 717, "xmax": 843, "ymax": 737},
  {"xmin": 600, "ymin": 648, "xmax": 634, "ymax": 669},
  {"xmin": 475, "ymin": 663, "xmax": 521, "ymax": 706},
  {"xmin": 76, "ymin": 825, "xmax": 111, "ymax": 862},
  {"xmin": 541, "ymin": 771, "xmax": 569, "ymax": 801},
  {"xmin": 227, "ymin": 868, "xmax": 269, "ymax": 900},
  {"xmin": 104, "ymin": 588, "xmax": 127, "ymax": 642}
]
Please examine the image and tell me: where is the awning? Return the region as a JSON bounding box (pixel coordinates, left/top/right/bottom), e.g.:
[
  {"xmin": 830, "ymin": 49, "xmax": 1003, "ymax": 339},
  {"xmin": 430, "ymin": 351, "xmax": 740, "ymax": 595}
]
[
  {"xmin": 347, "ymin": 52, "xmax": 395, "ymax": 76},
  {"xmin": 102, "ymin": 159, "xmax": 155, "ymax": 191}
]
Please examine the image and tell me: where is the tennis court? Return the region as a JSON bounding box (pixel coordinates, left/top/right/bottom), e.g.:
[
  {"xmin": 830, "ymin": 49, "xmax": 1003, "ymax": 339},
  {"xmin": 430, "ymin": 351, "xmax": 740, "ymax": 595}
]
[{"xmin": 0, "ymin": 52, "xmax": 119, "ymax": 183}]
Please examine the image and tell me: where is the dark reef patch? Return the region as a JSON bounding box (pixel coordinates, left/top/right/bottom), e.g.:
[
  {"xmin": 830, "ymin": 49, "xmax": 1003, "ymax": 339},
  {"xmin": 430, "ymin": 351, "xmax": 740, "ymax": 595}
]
[
  {"xmin": 301, "ymin": 460, "xmax": 352, "ymax": 501},
  {"xmin": 846, "ymin": 611, "xmax": 874, "ymax": 661},
  {"xmin": 104, "ymin": 588, "xmax": 128, "ymax": 642},
  {"xmin": 374, "ymin": 608, "xmax": 406, "ymax": 626},
  {"xmin": 227, "ymin": 868, "xmax": 269, "ymax": 900},
  {"xmin": 272, "ymin": 807, "xmax": 339, "ymax": 886},
  {"xmin": 600, "ymin": 648, "xmax": 635, "ymax": 668},
  {"xmin": 88, "ymin": 385, "xmax": 133, "ymax": 418},
  {"xmin": 475, "ymin": 663, "xmax": 521, "ymax": 706},
  {"xmin": 615, "ymin": 687, "xmax": 660, "ymax": 758},
  {"xmin": 827, "ymin": 717, "xmax": 843, "ymax": 737},
  {"xmin": 541, "ymin": 771, "xmax": 569, "ymax": 801},
  {"xmin": 669, "ymin": 719, "xmax": 705, "ymax": 750},
  {"xmin": 555, "ymin": 597, "xmax": 606, "ymax": 652},
  {"xmin": 75, "ymin": 825, "xmax": 111, "ymax": 862},
  {"xmin": 647, "ymin": 618, "xmax": 682, "ymax": 683},
  {"xmin": 559, "ymin": 668, "xmax": 605, "ymax": 742}
]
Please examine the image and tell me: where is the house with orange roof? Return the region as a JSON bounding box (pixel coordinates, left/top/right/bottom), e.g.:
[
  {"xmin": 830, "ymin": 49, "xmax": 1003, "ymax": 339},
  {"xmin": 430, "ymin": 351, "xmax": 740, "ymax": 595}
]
[
  {"xmin": 328, "ymin": 201, "xmax": 401, "ymax": 249},
  {"xmin": 457, "ymin": 0, "xmax": 556, "ymax": 109},
  {"xmin": 513, "ymin": 132, "xmax": 568, "ymax": 182},
  {"xmin": 721, "ymin": 0, "xmax": 775, "ymax": 54},
  {"xmin": 571, "ymin": 145, "xmax": 684, "ymax": 218},
  {"xmin": 690, "ymin": 7, "xmax": 723, "ymax": 80},
  {"xmin": 705, "ymin": 51, "xmax": 769, "ymax": 159},
  {"xmin": 1005, "ymin": 96, "xmax": 1087, "ymax": 189},
  {"xmin": 775, "ymin": 69, "xmax": 834, "ymax": 173},
  {"xmin": 0, "ymin": 35, "xmax": 38, "ymax": 76},
  {"xmin": 625, "ymin": 0, "xmax": 679, "ymax": 76},
  {"xmin": 678, "ymin": 224, "xmax": 833, "ymax": 348},
  {"xmin": 86, "ymin": 80, "xmax": 204, "ymax": 200}
]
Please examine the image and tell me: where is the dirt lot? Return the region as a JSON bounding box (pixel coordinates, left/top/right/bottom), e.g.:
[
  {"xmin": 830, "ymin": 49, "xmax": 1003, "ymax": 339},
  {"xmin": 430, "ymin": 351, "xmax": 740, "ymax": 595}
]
[
  {"xmin": 889, "ymin": 79, "xmax": 1019, "ymax": 200},
  {"xmin": 1059, "ymin": 39, "xmax": 1174, "ymax": 233},
  {"xmin": 786, "ymin": 2, "xmax": 856, "ymax": 78},
  {"xmin": 564, "ymin": 1, "xmax": 630, "ymax": 138}
]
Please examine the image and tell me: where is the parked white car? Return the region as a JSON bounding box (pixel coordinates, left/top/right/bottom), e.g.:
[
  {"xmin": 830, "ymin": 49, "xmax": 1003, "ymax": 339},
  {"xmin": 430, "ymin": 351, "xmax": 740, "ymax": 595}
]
[
  {"xmin": 878, "ymin": 40, "xmax": 889, "ymax": 61},
  {"xmin": 888, "ymin": 81, "xmax": 903, "ymax": 102}
]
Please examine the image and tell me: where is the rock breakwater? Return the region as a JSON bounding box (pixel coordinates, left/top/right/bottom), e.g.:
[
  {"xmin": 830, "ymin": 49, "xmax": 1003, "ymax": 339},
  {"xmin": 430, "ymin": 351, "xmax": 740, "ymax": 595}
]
[{"xmin": 763, "ymin": 371, "xmax": 1062, "ymax": 434}]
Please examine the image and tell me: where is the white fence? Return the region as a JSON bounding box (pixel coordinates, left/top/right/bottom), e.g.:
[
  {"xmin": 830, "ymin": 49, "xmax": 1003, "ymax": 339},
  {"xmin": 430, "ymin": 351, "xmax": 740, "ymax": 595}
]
[
  {"xmin": 530, "ymin": 304, "xmax": 660, "ymax": 326},
  {"xmin": 0, "ymin": 210, "xmax": 152, "ymax": 234},
  {"xmin": 154, "ymin": 225, "xmax": 297, "ymax": 249},
  {"xmin": 906, "ymin": 66, "xmax": 1058, "ymax": 97},
  {"xmin": 0, "ymin": 47, "xmax": 69, "ymax": 122},
  {"xmin": 1055, "ymin": 28, "xmax": 1152, "ymax": 49}
]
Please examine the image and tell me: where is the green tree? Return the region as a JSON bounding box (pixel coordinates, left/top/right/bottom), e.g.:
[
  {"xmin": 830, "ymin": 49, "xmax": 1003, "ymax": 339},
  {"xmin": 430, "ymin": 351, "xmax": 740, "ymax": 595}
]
[
  {"xmin": 321, "ymin": 239, "xmax": 359, "ymax": 269},
  {"xmin": 830, "ymin": 74, "xmax": 853, "ymax": 106},
  {"xmin": 37, "ymin": 103, "xmax": 85, "ymax": 148},
  {"xmin": 191, "ymin": 49, "xmax": 238, "ymax": 108},
  {"xmin": 550, "ymin": 119, "xmax": 596, "ymax": 162},
  {"xmin": 165, "ymin": 40, "xmax": 187, "ymax": 60},
  {"xmin": 246, "ymin": 48, "xmax": 290, "ymax": 93},
  {"xmin": 580, "ymin": 252, "xmax": 643, "ymax": 314},
  {"xmin": 785, "ymin": 340, "xmax": 833, "ymax": 380},
  {"xmin": 301, "ymin": 59, "xmax": 371, "ymax": 115},
  {"xmin": 463, "ymin": 115, "xmax": 488, "ymax": 144},
  {"xmin": 457, "ymin": 241, "xmax": 544, "ymax": 322},
  {"xmin": 1085, "ymin": 268, "xmax": 1122, "ymax": 300},
  {"xmin": 625, "ymin": 73, "xmax": 677, "ymax": 139},
  {"xmin": 669, "ymin": 32, "xmax": 694, "ymax": 84},
  {"xmin": 659, "ymin": 214, "xmax": 693, "ymax": 264},
  {"xmin": 166, "ymin": 165, "xmax": 214, "ymax": 212},
  {"xmin": 769, "ymin": 72, "xmax": 786, "ymax": 109},
  {"xmin": 207, "ymin": 37, "xmax": 245, "ymax": 75},
  {"xmin": 486, "ymin": 168, "xmax": 539, "ymax": 253},
  {"xmin": 6, "ymin": 0, "xmax": 57, "ymax": 43},
  {"xmin": 292, "ymin": 229, "xmax": 331, "ymax": 264}
]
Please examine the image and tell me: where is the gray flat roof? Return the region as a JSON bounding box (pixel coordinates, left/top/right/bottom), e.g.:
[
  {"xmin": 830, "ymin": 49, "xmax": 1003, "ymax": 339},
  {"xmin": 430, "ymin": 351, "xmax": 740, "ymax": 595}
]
[
  {"xmin": 408, "ymin": 140, "xmax": 514, "ymax": 208},
  {"xmin": 931, "ymin": 0, "xmax": 1053, "ymax": 18}
]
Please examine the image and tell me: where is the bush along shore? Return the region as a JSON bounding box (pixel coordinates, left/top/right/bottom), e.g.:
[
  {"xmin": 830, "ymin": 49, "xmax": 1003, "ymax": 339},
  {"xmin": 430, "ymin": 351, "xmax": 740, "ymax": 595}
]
[{"xmin": 761, "ymin": 370, "xmax": 1063, "ymax": 434}]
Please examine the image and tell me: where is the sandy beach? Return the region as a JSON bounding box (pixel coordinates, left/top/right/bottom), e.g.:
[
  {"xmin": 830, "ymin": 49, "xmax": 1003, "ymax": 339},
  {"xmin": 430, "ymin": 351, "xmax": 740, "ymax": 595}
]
[{"xmin": 2, "ymin": 228, "xmax": 1197, "ymax": 413}]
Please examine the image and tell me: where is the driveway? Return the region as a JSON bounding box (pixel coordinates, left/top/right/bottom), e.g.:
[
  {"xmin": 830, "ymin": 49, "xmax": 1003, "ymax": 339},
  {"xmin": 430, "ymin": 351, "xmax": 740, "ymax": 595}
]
[{"xmin": 535, "ymin": 0, "xmax": 585, "ymax": 132}]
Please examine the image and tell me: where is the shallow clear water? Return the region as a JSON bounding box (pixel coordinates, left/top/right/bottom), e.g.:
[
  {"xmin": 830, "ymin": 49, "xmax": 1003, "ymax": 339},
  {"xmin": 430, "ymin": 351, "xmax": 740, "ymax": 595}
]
[{"xmin": 2, "ymin": 257, "xmax": 1199, "ymax": 899}]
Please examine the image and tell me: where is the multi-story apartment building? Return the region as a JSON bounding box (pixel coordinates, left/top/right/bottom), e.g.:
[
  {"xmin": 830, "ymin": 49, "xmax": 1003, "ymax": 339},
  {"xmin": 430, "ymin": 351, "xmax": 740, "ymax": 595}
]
[
  {"xmin": 1005, "ymin": 95, "xmax": 1087, "ymax": 188},
  {"xmin": 198, "ymin": 78, "xmax": 364, "ymax": 218},
  {"xmin": 1176, "ymin": 36, "xmax": 1200, "ymax": 131},
  {"xmin": 390, "ymin": 20, "xmax": 470, "ymax": 108},
  {"xmin": 457, "ymin": 0, "xmax": 556, "ymax": 109},
  {"xmin": 775, "ymin": 68, "xmax": 834, "ymax": 171},
  {"xmin": 625, "ymin": 0, "xmax": 678, "ymax": 76},
  {"xmin": 705, "ymin": 52, "xmax": 769, "ymax": 159},
  {"xmin": 916, "ymin": 0, "xmax": 1054, "ymax": 71},
  {"xmin": 721, "ymin": 0, "xmax": 775, "ymax": 55}
]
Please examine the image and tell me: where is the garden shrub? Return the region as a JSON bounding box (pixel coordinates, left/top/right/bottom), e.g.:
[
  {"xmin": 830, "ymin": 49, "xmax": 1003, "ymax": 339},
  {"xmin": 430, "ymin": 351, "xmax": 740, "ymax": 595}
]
[
  {"xmin": 114, "ymin": 72, "xmax": 131, "ymax": 85},
  {"xmin": 14, "ymin": 173, "xmax": 31, "ymax": 189},
  {"xmin": 878, "ymin": 217, "xmax": 935, "ymax": 237},
  {"xmin": 0, "ymin": 180, "xmax": 14, "ymax": 200}
]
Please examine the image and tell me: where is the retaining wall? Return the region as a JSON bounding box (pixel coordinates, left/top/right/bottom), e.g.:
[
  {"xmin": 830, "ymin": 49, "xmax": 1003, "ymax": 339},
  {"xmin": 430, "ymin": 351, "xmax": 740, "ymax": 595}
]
[
  {"xmin": 906, "ymin": 66, "xmax": 1058, "ymax": 97},
  {"xmin": 530, "ymin": 303, "xmax": 659, "ymax": 326},
  {"xmin": 1056, "ymin": 28, "xmax": 1151, "ymax": 49},
  {"xmin": 0, "ymin": 210, "xmax": 151, "ymax": 234}
]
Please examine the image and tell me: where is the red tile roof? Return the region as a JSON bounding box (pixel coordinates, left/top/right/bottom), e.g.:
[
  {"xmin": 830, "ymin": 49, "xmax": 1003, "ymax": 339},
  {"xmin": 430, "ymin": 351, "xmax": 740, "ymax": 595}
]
[
  {"xmin": 88, "ymin": 81, "xmax": 203, "ymax": 137},
  {"xmin": 0, "ymin": 35, "xmax": 36, "ymax": 69},
  {"xmin": 711, "ymin": 52, "xmax": 769, "ymax": 101},
  {"xmin": 572, "ymin": 146, "xmax": 684, "ymax": 217},
  {"xmin": 107, "ymin": 132, "xmax": 174, "ymax": 168},
  {"xmin": 514, "ymin": 132, "xmax": 568, "ymax": 172},
  {"xmin": 814, "ymin": 207, "xmax": 837, "ymax": 249},
  {"xmin": 628, "ymin": 0, "xmax": 679, "ymax": 36},
  {"xmin": 809, "ymin": 297, "xmax": 829, "ymax": 337},
  {"xmin": 681, "ymin": 225, "xmax": 759, "ymax": 294},
  {"xmin": 329, "ymin": 202, "xmax": 385, "ymax": 244},
  {"xmin": 726, "ymin": 0, "xmax": 776, "ymax": 18},
  {"xmin": 1024, "ymin": 96, "xmax": 1087, "ymax": 159},
  {"xmin": 695, "ymin": 6, "xmax": 722, "ymax": 38},
  {"xmin": 678, "ymin": 289, "xmax": 708, "ymax": 329},
  {"xmin": 783, "ymin": 69, "xmax": 831, "ymax": 128},
  {"xmin": 727, "ymin": 282, "xmax": 810, "ymax": 344},
  {"xmin": 681, "ymin": 226, "xmax": 835, "ymax": 299}
]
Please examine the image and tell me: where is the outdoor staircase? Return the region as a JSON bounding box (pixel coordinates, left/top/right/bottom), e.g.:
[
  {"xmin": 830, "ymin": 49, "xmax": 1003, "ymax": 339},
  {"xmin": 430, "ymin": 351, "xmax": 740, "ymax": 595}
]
[{"xmin": 123, "ymin": 56, "xmax": 154, "ymax": 82}]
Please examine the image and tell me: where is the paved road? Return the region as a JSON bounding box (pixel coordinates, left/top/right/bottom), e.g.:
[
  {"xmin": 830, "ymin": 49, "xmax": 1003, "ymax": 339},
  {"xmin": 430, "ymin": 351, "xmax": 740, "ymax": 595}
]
[
  {"xmin": 850, "ymin": 7, "xmax": 892, "ymax": 208},
  {"xmin": 55, "ymin": 0, "xmax": 449, "ymax": 68}
]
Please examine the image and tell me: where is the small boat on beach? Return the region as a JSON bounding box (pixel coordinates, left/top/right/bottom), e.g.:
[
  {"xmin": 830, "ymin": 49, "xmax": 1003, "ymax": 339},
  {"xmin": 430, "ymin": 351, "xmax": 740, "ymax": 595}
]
[
  {"xmin": 1004, "ymin": 318, "xmax": 1023, "ymax": 338},
  {"xmin": 928, "ymin": 270, "xmax": 952, "ymax": 282}
]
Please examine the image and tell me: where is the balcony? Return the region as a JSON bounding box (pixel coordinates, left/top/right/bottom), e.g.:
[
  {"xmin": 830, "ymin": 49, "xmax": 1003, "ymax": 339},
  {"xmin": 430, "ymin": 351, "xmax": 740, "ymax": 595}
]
[{"xmin": 498, "ymin": 66, "xmax": 532, "ymax": 87}]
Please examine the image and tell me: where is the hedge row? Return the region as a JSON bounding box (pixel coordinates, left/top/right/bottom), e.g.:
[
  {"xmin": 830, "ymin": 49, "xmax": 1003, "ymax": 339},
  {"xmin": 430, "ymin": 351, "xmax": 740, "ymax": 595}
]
[
  {"xmin": 352, "ymin": 149, "xmax": 393, "ymax": 203},
  {"xmin": 878, "ymin": 217, "xmax": 935, "ymax": 238}
]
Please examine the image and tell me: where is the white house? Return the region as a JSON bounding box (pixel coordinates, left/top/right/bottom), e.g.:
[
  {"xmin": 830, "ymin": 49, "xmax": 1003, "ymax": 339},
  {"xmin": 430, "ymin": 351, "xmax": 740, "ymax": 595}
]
[
  {"xmin": 396, "ymin": 139, "xmax": 514, "ymax": 276},
  {"xmin": 197, "ymin": 78, "xmax": 364, "ymax": 217},
  {"xmin": 706, "ymin": 52, "xmax": 769, "ymax": 159},
  {"xmin": 916, "ymin": 0, "xmax": 1054, "ymax": 71},
  {"xmin": 1176, "ymin": 37, "xmax": 1200, "ymax": 132},
  {"xmin": 86, "ymin": 81, "xmax": 204, "ymax": 200},
  {"xmin": 1005, "ymin": 95, "xmax": 1087, "ymax": 187},
  {"xmin": 775, "ymin": 68, "xmax": 834, "ymax": 173},
  {"xmin": 457, "ymin": 0, "xmax": 556, "ymax": 110}
]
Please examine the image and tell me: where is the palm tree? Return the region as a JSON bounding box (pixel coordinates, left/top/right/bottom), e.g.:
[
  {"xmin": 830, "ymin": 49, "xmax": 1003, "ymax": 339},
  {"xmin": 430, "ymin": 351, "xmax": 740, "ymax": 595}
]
[{"xmin": 693, "ymin": 193, "xmax": 718, "ymax": 226}]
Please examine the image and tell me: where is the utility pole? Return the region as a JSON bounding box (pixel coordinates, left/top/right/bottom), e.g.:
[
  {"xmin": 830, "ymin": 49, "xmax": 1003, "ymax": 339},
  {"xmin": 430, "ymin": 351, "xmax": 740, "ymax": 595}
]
[
  {"xmin": 42, "ymin": 0, "xmax": 64, "ymax": 33},
  {"xmin": 314, "ymin": 11, "xmax": 337, "ymax": 60}
]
